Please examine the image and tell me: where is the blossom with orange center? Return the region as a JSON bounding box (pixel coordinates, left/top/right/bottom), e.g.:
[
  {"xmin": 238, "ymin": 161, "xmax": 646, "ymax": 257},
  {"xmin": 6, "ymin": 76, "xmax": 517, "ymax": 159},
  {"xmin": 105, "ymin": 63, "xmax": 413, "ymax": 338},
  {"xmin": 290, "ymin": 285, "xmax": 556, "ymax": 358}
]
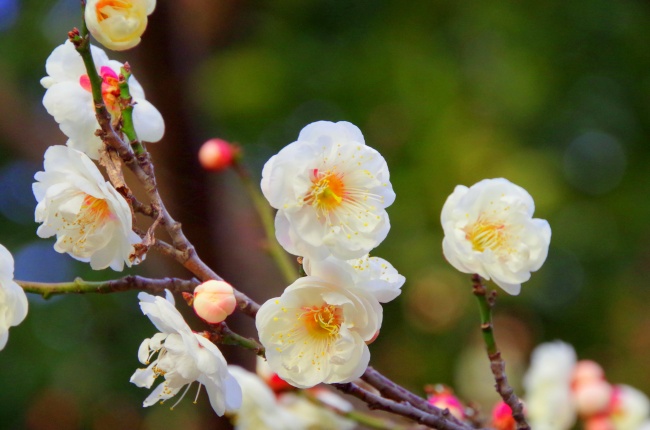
[
  {"xmin": 85, "ymin": 0, "xmax": 156, "ymax": 51},
  {"xmin": 261, "ymin": 121, "xmax": 395, "ymax": 261},
  {"xmin": 441, "ymin": 178, "xmax": 551, "ymax": 295},
  {"xmin": 33, "ymin": 145, "xmax": 141, "ymax": 271},
  {"xmin": 256, "ymin": 265, "xmax": 382, "ymax": 388},
  {"xmin": 41, "ymin": 40, "xmax": 164, "ymax": 159}
]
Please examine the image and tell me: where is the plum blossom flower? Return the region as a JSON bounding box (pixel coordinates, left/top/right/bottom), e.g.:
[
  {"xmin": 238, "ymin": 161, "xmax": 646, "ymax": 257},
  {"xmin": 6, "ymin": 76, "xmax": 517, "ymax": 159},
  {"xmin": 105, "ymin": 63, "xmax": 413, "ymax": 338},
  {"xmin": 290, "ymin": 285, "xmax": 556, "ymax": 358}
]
[
  {"xmin": 0, "ymin": 244, "xmax": 28, "ymax": 351},
  {"xmin": 41, "ymin": 40, "xmax": 164, "ymax": 159},
  {"xmin": 33, "ymin": 145, "xmax": 141, "ymax": 271},
  {"xmin": 441, "ymin": 178, "xmax": 551, "ymax": 295},
  {"xmin": 130, "ymin": 291, "xmax": 242, "ymax": 416},
  {"xmin": 85, "ymin": 0, "xmax": 156, "ymax": 51},
  {"xmin": 261, "ymin": 121, "xmax": 395, "ymax": 261},
  {"xmin": 278, "ymin": 391, "xmax": 356, "ymax": 430},
  {"xmin": 256, "ymin": 259, "xmax": 383, "ymax": 388},
  {"xmin": 303, "ymin": 254, "xmax": 405, "ymax": 304},
  {"xmin": 523, "ymin": 341, "xmax": 577, "ymax": 430},
  {"xmin": 227, "ymin": 365, "xmax": 301, "ymax": 430},
  {"xmin": 610, "ymin": 385, "xmax": 650, "ymax": 430}
]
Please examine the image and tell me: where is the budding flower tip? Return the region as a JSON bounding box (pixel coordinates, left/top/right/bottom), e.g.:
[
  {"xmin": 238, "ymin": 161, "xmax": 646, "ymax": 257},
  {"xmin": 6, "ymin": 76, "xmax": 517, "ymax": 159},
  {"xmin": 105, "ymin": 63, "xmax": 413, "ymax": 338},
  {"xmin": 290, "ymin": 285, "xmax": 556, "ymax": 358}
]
[
  {"xmin": 193, "ymin": 280, "xmax": 237, "ymax": 324},
  {"xmin": 198, "ymin": 138, "xmax": 238, "ymax": 172}
]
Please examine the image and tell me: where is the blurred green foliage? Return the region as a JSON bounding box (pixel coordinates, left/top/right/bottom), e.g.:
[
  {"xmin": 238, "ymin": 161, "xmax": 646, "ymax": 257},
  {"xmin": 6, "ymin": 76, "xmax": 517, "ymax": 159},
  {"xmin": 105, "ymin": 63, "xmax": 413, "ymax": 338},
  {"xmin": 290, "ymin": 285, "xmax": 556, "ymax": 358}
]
[{"xmin": 1, "ymin": 0, "xmax": 650, "ymax": 428}]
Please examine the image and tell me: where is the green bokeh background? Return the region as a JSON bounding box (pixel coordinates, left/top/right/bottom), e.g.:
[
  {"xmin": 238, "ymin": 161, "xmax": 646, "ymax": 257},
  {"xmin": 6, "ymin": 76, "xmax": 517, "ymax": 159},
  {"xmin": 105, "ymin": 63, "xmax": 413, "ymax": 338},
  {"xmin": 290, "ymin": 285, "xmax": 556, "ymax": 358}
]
[{"xmin": 1, "ymin": 1, "xmax": 650, "ymax": 428}]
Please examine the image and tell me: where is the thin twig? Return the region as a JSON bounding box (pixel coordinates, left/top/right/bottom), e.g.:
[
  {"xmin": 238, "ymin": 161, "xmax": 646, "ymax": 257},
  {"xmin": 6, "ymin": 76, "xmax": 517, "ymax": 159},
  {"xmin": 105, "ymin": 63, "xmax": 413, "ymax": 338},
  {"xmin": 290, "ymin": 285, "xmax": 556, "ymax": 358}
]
[
  {"xmin": 333, "ymin": 383, "xmax": 473, "ymax": 430},
  {"xmin": 471, "ymin": 274, "xmax": 529, "ymax": 430},
  {"xmin": 18, "ymin": 276, "xmax": 200, "ymax": 299}
]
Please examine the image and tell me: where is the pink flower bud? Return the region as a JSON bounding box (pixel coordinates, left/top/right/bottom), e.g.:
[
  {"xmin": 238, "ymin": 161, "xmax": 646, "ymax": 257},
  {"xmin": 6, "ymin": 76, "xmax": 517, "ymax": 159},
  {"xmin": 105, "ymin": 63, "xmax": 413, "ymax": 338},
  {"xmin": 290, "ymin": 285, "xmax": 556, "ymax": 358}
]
[
  {"xmin": 575, "ymin": 380, "xmax": 613, "ymax": 417},
  {"xmin": 192, "ymin": 280, "xmax": 237, "ymax": 323},
  {"xmin": 584, "ymin": 414, "xmax": 615, "ymax": 430},
  {"xmin": 573, "ymin": 360, "xmax": 606, "ymax": 387},
  {"xmin": 198, "ymin": 138, "xmax": 237, "ymax": 171},
  {"xmin": 427, "ymin": 387, "xmax": 465, "ymax": 420},
  {"xmin": 491, "ymin": 401, "xmax": 516, "ymax": 430}
]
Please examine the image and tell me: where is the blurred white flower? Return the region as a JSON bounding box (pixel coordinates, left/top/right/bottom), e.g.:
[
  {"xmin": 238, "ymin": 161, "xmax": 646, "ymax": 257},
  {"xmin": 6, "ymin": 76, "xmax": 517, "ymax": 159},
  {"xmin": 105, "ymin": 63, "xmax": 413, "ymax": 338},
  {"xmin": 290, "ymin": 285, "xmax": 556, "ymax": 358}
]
[
  {"xmin": 130, "ymin": 291, "xmax": 242, "ymax": 416},
  {"xmin": 0, "ymin": 244, "xmax": 28, "ymax": 351},
  {"xmin": 85, "ymin": 0, "xmax": 156, "ymax": 51},
  {"xmin": 41, "ymin": 40, "xmax": 164, "ymax": 159},
  {"xmin": 256, "ymin": 260, "xmax": 382, "ymax": 388},
  {"xmin": 610, "ymin": 385, "xmax": 650, "ymax": 430},
  {"xmin": 261, "ymin": 121, "xmax": 395, "ymax": 260},
  {"xmin": 303, "ymin": 254, "xmax": 404, "ymax": 303},
  {"xmin": 279, "ymin": 391, "xmax": 356, "ymax": 430},
  {"xmin": 523, "ymin": 341, "xmax": 577, "ymax": 430},
  {"xmin": 441, "ymin": 178, "xmax": 551, "ymax": 295},
  {"xmin": 227, "ymin": 365, "xmax": 301, "ymax": 430},
  {"xmin": 33, "ymin": 145, "xmax": 141, "ymax": 271}
]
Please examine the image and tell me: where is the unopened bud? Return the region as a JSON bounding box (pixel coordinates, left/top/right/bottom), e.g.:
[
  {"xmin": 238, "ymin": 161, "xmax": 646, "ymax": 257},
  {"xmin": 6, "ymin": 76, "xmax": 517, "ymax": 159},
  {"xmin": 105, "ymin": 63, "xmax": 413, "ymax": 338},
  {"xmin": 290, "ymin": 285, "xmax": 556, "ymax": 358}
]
[
  {"xmin": 584, "ymin": 414, "xmax": 615, "ymax": 430},
  {"xmin": 575, "ymin": 380, "xmax": 613, "ymax": 417},
  {"xmin": 198, "ymin": 138, "xmax": 237, "ymax": 171},
  {"xmin": 573, "ymin": 360, "xmax": 606, "ymax": 388},
  {"xmin": 491, "ymin": 401, "xmax": 516, "ymax": 430},
  {"xmin": 427, "ymin": 386, "xmax": 465, "ymax": 420},
  {"xmin": 192, "ymin": 280, "xmax": 237, "ymax": 323}
]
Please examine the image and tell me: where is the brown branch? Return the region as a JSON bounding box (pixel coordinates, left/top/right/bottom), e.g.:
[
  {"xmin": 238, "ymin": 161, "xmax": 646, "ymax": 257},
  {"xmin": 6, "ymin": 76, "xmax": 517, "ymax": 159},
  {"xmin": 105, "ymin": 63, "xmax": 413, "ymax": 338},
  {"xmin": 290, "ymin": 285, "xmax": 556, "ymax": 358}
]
[
  {"xmin": 333, "ymin": 382, "xmax": 474, "ymax": 430},
  {"xmin": 361, "ymin": 367, "xmax": 471, "ymax": 428}
]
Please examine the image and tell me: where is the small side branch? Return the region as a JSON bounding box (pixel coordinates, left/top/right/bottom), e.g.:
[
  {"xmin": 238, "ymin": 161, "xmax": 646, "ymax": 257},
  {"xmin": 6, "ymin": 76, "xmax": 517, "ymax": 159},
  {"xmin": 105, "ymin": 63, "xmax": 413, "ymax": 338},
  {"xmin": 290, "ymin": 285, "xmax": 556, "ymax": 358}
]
[
  {"xmin": 471, "ymin": 274, "xmax": 529, "ymax": 430},
  {"xmin": 203, "ymin": 323, "xmax": 265, "ymax": 356},
  {"xmin": 333, "ymin": 382, "xmax": 473, "ymax": 430},
  {"xmin": 18, "ymin": 276, "xmax": 200, "ymax": 299}
]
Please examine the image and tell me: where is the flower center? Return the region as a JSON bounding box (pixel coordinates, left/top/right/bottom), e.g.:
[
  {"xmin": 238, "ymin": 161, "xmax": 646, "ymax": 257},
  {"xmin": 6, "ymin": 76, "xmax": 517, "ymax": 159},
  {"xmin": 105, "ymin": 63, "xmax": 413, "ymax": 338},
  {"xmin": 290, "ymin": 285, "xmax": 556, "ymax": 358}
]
[
  {"xmin": 79, "ymin": 194, "xmax": 112, "ymax": 225},
  {"xmin": 300, "ymin": 304, "xmax": 342, "ymax": 340},
  {"xmin": 466, "ymin": 217, "xmax": 508, "ymax": 252},
  {"xmin": 79, "ymin": 66, "xmax": 122, "ymax": 115},
  {"xmin": 304, "ymin": 169, "xmax": 346, "ymax": 212},
  {"xmin": 95, "ymin": 0, "xmax": 133, "ymax": 21}
]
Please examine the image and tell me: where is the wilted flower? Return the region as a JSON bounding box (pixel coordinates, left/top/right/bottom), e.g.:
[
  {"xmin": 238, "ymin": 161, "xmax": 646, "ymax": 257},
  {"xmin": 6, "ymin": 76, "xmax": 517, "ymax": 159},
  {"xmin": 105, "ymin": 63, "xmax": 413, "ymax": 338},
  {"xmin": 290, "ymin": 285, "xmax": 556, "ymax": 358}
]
[
  {"xmin": 41, "ymin": 40, "xmax": 164, "ymax": 159},
  {"xmin": 523, "ymin": 341, "xmax": 577, "ymax": 430},
  {"xmin": 33, "ymin": 145, "xmax": 141, "ymax": 271},
  {"xmin": 261, "ymin": 121, "xmax": 395, "ymax": 261},
  {"xmin": 130, "ymin": 291, "xmax": 242, "ymax": 416},
  {"xmin": 0, "ymin": 244, "xmax": 28, "ymax": 351},
  {"xmin": 256, "ymin": 260, "xmax": 383, "ymax": 388},
  {"xmin": 85, "ymin": 0, "xmax": 156, "ymax": 51},
  {"xmin": 193, "ymin": 280, "xmax": 237, "ymax": 324},
  {"xmin": 441, "ymin": 178, "xmax": 551, "ymax": 295}
]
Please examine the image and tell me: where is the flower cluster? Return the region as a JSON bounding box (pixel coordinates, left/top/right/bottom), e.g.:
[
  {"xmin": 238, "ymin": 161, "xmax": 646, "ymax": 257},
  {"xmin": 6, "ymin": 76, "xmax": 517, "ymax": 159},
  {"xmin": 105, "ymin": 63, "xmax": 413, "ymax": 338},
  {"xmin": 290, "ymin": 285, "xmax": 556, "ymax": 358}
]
[
  {"xmin": 521, "ymin": 341, "xmax": 650, "ymax": 430},
  {"xmin": 41, "ymin": 40, "xmax": 164, "ymax": 160},
  {"xmin": 258, "ymin": 121, "xmax": 403, "ymax": 387}
]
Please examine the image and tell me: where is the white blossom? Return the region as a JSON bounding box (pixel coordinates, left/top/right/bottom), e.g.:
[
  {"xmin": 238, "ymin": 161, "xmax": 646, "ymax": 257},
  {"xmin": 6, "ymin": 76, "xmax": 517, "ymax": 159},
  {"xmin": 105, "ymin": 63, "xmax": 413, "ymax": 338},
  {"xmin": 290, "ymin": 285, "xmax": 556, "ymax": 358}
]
[
  {"xmin": 0, "ymin": 244, "xmax": 28, "ymax": 351},
  {"xmin": 279, "ymin": 391, "xmax": 356, "ymax": 430},
  {"xmin": 41, "ymin": 40, "xmax": 164, "ymax": 159},
  {"xmin": 227, "ymin": 365, "xmax": 301, "ymax": 430},
  {"xmin": 303, "ymin": 254, "xmax": 405, "ymax": 303},
  {"xmin": 256, "ymin": 260, "xmax": 383, "ymax": 388},
  {"xmin": 441, "ymin": 178, "xmax": 551, "ymax": 295},
  {"xmin": 33, "ymin": 145, "xmax": 141, "ymax": 271},
  {"xmin": 523, "ymin": 341, "xmax": 577, "ymax": 430},
  {"xmin": 130, "ymin": 291, "xmax": 242, "ymax": 416},
  {"xmin": 261, "ymin": 121, "xmax": 395, "ymax": 261},
  {"xmin": 85, "ymin": 0, "xmax": 156, "ymax": 51},
  {"xmin": 610, "ymin": 385, "xmax": 650, "ymax": 430}
]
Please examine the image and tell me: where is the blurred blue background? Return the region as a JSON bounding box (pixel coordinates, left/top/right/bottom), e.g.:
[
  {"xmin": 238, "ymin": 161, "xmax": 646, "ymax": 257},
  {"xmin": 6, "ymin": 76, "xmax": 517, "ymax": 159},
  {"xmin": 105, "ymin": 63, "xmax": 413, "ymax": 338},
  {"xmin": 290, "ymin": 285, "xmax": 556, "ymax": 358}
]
[{"xmin": 1, "ymin": 0, "xmax": 650, "ymax": 428}]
